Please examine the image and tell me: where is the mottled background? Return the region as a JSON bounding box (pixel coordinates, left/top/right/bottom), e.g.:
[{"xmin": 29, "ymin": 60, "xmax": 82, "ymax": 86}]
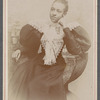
[{"xmin": 8, "ymin": 0, "xmax": 94, "ymax": 100}]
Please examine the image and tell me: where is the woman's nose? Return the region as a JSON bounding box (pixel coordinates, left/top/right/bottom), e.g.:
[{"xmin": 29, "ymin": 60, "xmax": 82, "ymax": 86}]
[{"xmin": 52, "ymin": 10, "xmax": 57, "ymax": 16}]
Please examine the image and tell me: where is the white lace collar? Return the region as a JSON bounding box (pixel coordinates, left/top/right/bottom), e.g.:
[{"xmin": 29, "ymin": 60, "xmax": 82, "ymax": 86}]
[
  {"xmin": 40, "ymin": 22, "xmax": 64, "ymax": 65},
  {"xmin": 29, "ymin": 20, "xmax": 80, "ymax": 65},
  {"xmin": 29, "ymin": 20, "xmax": 65, "ymax": 65}
]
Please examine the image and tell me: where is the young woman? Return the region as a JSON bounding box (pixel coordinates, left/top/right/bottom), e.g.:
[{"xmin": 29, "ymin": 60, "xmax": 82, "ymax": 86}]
[{"xmin": 9, "ymin": 0, "xmax": 91, "ymax": 100}]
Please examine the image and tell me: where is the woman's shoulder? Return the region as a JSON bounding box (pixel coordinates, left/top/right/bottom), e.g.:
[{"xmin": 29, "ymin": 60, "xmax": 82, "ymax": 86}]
[
  {"xmin": 64, "ymin": 21, "xmax": 90, "ymax": 39},
  {"xmin": 65, "ymin": 21, "xmax": 80, "ymax": 31},
  {"xmin": 28, "ymin": 19, "xmax": 49, "ymax": 33},
  {"xmin": 20, "ymin": 21, "xmax": 44, "ymax": 40},
  {"xmin": 19, "ymin": 22, "xmax": 43, "ymax": 51}
]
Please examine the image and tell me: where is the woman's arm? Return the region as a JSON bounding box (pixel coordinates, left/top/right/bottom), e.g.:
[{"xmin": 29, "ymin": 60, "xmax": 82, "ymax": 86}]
[
  {"xmin": 13, "ymin": 24, "xmax": 43, "ymax": 60},
  {"xmin": 20, "ymin": 24, "xmax": 43, "ymax": 53},
  {"xmin": 63, "ymin": 26, "xmax": 91, "ymax": 55}
]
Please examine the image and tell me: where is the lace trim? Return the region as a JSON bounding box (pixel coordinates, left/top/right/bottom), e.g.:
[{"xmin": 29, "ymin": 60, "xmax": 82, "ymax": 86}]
[
  {"xmin": 41, "ymin": 39, "xmax": 64, "ymax": 58},
  {"xmin": 66, "ymin": 22, "xmax": 80, "ymax": 31},
  {"xmin": 41, "ymin": 35, "xmax": 64, "ymax": 65},
  {"xmin": 28, "ymin": 20, "xmax": 46, "ymax": 33},
  {"xmin": 29, "ymin": 20, "xmax": 65, "ymax": 65},
  {"xmin": 29, "ymin": 21, "xmax": 80, "ymax": 32}
]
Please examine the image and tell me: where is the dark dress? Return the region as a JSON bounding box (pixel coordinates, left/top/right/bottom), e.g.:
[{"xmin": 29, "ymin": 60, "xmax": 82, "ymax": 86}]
[{"xmin": 9, "ymin": 24, "xmax": 91, "ymax": 100}]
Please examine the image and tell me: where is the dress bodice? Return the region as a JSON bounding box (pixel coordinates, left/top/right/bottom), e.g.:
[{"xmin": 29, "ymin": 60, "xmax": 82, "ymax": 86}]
[
  {"xmin": 40, "ymin": 23, "xmax": 65, "ymax": 65},
  {"xmin": 19, "ymin": 21, "xmax": 91, "ymax": 65},
  {"xmin": 36, "ymin": 47, "xmax": 66, "ymax": 67}
]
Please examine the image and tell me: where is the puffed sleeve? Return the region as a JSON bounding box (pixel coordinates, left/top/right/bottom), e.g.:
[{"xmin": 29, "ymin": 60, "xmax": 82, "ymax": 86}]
[
  {"xmin": 63, "ymin": 26, "xmax": 91, "ymax": 55},
  {"xmin": 19, "ymin": 24, "xmax": 43, "ymax": 57}
]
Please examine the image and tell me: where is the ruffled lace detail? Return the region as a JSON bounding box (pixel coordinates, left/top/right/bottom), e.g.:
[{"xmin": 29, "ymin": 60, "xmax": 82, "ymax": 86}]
[
  {"xmin": 28, "ymin": 20, "xmax": 47, "ymax": 33},
  {"xmin": 41, "ymin": 24, "xmax": 64, "ymax": 65},
  {"xmin": 29, "ymin": 20, "xmax": 80, "ymax": 32},
  {"xmin": 29, "ymin": 20, "xmax": 65, "ymax": 65},
  {"xmin": 66, "ymin": 22, "xmax": 80, "ymax": 31},
  {"xmin": 41, "ymin": 38, "xmax": 64, "ymax": 65}
]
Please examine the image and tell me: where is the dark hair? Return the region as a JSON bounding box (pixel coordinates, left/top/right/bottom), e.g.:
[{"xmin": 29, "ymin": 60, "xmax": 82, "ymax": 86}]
[{"xmin": 53, "ymin": 0, "xmax": 68, "ymax": 14}]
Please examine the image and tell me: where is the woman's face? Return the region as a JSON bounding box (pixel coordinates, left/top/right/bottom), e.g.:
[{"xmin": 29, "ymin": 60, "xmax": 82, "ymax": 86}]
[{"xmin": 50, "ymin": 2, "xmax": 66, "ymax": 23}]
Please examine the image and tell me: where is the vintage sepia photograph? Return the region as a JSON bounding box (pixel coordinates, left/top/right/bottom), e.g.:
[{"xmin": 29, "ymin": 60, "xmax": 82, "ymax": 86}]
[{"xmin": 3, "ymin": 0, "xmax": 97, "ymax": 100}]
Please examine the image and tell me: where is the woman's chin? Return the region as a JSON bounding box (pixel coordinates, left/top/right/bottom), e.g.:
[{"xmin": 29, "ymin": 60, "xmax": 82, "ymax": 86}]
[
  {"xmin": 50, "ymin": 19, "xmax": 58, "ymax": 23},
  {"xmin": 49, "ymin": 16, "xmax": 58, "ymax": 23}
]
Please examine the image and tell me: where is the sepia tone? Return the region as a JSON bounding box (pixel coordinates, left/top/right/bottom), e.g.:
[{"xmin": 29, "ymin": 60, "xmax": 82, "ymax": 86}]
[{"xmin": 7, "ymin": 0, "xmax": 95, "ymax": 100}]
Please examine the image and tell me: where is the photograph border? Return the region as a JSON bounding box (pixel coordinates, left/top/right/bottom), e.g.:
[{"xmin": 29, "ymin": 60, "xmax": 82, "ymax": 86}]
[
  {"xmin": 1, "ymin": 0, "xmax": 98, "ymax": 100},
  {"xmin": 98, "ymin": 0, "xmax": 100, "ymax": 100},
  {"xmin": 0, "ymin": 0, "xmax": 3, "ymax": 100}
]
